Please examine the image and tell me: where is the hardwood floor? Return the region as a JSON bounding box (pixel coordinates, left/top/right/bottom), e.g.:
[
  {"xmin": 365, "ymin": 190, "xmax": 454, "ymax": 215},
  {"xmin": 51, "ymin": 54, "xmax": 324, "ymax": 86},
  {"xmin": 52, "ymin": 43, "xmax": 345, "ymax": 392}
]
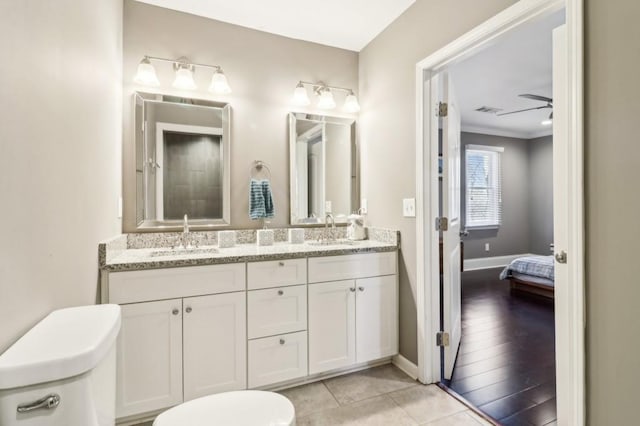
[{"xmin": 445, "ymin": 268, "xmax": 556, "ymax": 425}]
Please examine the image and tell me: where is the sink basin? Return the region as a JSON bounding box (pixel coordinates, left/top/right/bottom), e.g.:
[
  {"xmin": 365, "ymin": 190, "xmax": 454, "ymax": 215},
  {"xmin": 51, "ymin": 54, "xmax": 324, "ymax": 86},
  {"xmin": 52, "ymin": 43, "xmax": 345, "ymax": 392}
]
[
  {"xmin": 306, "ymin": 239, "xmax": 361, "ymax": 247},
  {"xmin": 150, "ymin": 247, "xmax": 219, "ymax": 257}
]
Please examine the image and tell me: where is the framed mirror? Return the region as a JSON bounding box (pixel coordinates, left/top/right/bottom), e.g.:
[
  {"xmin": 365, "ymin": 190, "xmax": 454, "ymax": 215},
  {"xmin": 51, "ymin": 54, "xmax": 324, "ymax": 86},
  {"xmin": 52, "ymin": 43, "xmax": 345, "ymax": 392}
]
[
  {"xmin": 134, "ymin": 92, "xmax": 231, "ymax": 230},
  {"xmin": 289, "ymin": 113, "xmax": 358, "ymax": 225}
]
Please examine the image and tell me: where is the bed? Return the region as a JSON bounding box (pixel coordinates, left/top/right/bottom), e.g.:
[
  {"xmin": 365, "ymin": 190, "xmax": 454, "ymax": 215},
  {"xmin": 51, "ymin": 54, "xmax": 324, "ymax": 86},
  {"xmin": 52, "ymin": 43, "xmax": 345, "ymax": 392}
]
[{"xmin": 499, "ymin": 255, "xmax": 555, "ymax": 298}]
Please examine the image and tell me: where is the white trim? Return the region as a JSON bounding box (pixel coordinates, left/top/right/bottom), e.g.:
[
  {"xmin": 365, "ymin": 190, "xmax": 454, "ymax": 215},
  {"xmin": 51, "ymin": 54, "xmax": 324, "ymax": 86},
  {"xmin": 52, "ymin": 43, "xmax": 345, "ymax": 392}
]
[
  {"xmin": 465, "ymin": 144, "xmax": 504, "ymax": 153},
  {"xmin": 415, "ymin": 0, "xmax": 584, "ymax": 425},
  {"xmin": 463, "ymin": 253, "xmax": 535, "ymax": 272},
  {"xmin": 461, "ymin": 124, "xmax": 553, "ymax": 140},
  {"xmin": 392, "ymin": 354, "xmax": 419, "ymax": 380}
]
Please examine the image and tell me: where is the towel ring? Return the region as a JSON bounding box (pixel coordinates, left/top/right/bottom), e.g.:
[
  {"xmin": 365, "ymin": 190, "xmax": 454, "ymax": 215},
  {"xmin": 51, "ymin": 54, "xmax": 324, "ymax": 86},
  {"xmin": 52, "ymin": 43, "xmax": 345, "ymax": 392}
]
[{"xmin": 250, "ymin": 160, "xmax": 272, "ymax": 180}]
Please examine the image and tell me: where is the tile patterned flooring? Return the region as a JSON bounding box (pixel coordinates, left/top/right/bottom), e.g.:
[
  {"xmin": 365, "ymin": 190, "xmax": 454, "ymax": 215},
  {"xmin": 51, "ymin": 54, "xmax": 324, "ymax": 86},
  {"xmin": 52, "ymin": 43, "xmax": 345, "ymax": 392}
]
[{"xmin": 279, "ymin": 364, "xmax": 493, "ymax": 425}]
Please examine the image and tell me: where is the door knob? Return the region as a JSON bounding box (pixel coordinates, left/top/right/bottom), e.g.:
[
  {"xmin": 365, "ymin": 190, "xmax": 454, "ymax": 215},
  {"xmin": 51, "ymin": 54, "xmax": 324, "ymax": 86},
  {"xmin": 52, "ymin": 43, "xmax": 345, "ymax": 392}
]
[
  {"xmin": 278, "ymin": 290, "xmax": 284, "ymax": 296},
  {"xmin": 555, "ymin": 250, "xmax": 567, "ymax": 264},
  {"xmin": 358, "ymin": 286, "xmax": 365, "ymax": 292},
  {"xmin": 185, "ymin": 307, "xmax": 192, "ymax": 313},
  {"xmin": 349, "ymin": 287, "xmax": 356, "ymax": 292},
  {"xmin": 172, "ymin": 308, "xmax": 179, "ymax": 315},
  {"xmin": 279, "ymin": 338, "xmax": 286, "ymax": 345}
]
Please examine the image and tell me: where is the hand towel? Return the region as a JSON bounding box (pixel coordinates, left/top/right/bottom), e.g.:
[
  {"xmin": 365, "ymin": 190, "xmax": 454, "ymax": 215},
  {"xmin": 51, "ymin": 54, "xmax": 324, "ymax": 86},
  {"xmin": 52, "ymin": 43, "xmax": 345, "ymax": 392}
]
[
  {"xmin": 261, "ymin": 179, "xmax": 275, "ymax": 218},
  {"xmin": 249, "ymin": 178, "xmax": 266, "ymax": 220}
]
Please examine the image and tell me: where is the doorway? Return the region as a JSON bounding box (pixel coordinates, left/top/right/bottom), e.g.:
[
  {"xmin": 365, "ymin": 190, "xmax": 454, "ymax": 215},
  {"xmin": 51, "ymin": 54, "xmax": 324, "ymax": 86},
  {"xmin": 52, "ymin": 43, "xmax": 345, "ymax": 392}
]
[{"xmin": 415, "ymin": 0, "xmax": 584, "ymax": 425}]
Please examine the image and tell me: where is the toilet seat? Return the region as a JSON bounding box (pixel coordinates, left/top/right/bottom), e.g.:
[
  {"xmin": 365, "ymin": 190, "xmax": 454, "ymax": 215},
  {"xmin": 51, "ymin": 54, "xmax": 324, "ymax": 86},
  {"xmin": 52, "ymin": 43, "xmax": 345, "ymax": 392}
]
[{"xmin": 153, "ymin": 390, "xmax": 296, "ymax": 426}]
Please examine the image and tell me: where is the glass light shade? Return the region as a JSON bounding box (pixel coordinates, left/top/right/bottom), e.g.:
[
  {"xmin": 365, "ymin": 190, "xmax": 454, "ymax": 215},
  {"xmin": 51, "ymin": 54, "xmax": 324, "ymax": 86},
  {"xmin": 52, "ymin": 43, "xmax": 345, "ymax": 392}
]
[
  {"xmin": 292, "ymin": 84, "xmax": 311, "ymax": 106},
  {"xmin": 134, "ymin": 59, "xmax": 159, "ymax": 86},
  {"xmin": 172, "ymin": 67, "xmax": 197, "ymax": 90},
  {"xmin": 343, "ymin": 92, "xmax": 361, "ymax": 113},
  {"xmin": 209, "ymin": 70, "xmax": 232, "ymax": 94},
  {"xmin": 317, "ymin": 89, "xmax": 336, "ymax": 109}
]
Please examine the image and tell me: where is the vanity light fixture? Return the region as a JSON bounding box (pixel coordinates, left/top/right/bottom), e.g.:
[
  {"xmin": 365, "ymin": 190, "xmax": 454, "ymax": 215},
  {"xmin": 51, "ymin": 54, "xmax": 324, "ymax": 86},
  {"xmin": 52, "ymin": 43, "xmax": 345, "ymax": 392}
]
[
  {"xmin": 134, "ymin": 55, "xmax": 232, "ymax": 94},
  {"xmin": 292, "ymin": 81, "xmax": 360, "ymax": 112}
]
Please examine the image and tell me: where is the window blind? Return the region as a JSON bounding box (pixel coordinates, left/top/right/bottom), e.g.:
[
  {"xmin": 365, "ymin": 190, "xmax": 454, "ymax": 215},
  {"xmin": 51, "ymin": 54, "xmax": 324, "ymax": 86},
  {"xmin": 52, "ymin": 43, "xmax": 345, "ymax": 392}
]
[{"xmin": 465, "ymin": 145, "xmax": 503, "ymax": 228}]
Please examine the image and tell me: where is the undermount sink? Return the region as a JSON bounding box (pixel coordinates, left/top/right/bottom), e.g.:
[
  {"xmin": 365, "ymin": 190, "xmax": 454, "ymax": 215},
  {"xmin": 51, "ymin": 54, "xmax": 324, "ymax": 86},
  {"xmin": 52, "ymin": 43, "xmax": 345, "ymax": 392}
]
[
  {"xmin": 306, "ymin": 239, "xmax": 361, "ymax": 247},
  {"xmin": 150, "ymin": 247, "xmax": 219, "ymax": 257}
]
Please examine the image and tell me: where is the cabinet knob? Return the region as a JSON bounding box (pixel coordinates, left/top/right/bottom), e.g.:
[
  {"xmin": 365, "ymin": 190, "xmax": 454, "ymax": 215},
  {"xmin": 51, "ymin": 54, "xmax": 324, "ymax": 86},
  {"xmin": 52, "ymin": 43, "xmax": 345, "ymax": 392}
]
[
  {"xmin": 172, "ymin": 308, "xmax": 179, "ymax": 315},
  {"xmin": 358, "ymin": 286, "xmax": 365, "ymax": 292},
  {"xmin": 278, "ymin": 289, "xmax": 284, "ymax": 296},
  {"xmin": 279, "ymin": 338, "xmax": 286, "ymax": 345},
  {"xmin": 278, "ymin": 261, "xmax": 285, "ymax": 266},
  {"xmin": 185, "ymin": 307, "xmax": 192, "ymax": 313},
  {"xmin": 350, "ymin": 287, "xmax": 356, "ymax": 292}
]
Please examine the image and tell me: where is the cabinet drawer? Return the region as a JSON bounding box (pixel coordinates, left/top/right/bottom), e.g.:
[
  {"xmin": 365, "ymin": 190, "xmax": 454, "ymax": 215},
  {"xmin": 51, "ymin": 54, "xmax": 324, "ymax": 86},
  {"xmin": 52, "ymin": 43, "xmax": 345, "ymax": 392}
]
[
  {"xmin": 108, "ymin": 263, "xmax": 246, "ymax": 304},
  {"xmin": 247, "ymin": 258, "xmax": 307, "ymax": 290},
  {"xmin": 248, "ymin": 331, "xmax": 308, "ymax": 388},
  {"xmin": 308, "ymin": 252, "xmax": 397, "ymax": 283},
  {"xmin": 248, "ymin": 285, "xmax": 307, "ymax": 339}
]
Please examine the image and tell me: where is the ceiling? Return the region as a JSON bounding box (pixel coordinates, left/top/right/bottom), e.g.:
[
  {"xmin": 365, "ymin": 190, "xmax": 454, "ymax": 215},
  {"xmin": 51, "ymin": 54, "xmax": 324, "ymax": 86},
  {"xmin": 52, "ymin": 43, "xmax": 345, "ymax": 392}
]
[
  {"xmin": 449, "ymin": 10, "xmax": 565, "ymax": 139},
  {"xmin": 135, "ymin": 0, "xmax": 415, "ymax": 51}
]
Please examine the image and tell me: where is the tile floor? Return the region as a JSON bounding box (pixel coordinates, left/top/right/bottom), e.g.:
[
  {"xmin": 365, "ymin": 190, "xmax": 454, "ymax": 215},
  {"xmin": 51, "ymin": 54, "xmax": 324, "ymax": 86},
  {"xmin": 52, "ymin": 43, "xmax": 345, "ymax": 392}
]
[
  {"xmin": 134, "ymin": 364, "xmax": 492, "ymax": 426},
  {"xmin": 279, "ymin": 364, "xmax": 493, "ymax": 425}
]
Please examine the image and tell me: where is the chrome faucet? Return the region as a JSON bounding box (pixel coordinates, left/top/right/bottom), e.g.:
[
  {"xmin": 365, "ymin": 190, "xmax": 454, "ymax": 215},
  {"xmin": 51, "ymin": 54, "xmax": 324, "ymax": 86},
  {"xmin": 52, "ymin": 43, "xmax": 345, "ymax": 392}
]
[
  {"xmin": 324, "ymin": 213, "xmax": 335, "ymax": 242},
  {"xmin": 181, "ymin": 214, "xmax": 191, "ymax": 249}
]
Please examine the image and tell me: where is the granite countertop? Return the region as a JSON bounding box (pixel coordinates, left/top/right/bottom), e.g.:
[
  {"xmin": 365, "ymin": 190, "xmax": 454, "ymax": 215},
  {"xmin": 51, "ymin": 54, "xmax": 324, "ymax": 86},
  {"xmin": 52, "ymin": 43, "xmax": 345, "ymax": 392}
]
[{"xmin": 101, "ymin": 239, "xmax": 398, "ymax": 273}]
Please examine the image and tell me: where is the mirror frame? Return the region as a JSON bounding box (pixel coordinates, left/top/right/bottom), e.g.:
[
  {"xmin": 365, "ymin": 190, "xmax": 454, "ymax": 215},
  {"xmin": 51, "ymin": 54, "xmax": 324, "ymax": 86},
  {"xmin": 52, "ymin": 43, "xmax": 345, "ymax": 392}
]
[
  {"xmin": 288, "ymin": 112, "xmax": 359, "ymax": 225},
  {"xmin": 134, "ymin": 92, "xmax": 231, "ymax": 231}
]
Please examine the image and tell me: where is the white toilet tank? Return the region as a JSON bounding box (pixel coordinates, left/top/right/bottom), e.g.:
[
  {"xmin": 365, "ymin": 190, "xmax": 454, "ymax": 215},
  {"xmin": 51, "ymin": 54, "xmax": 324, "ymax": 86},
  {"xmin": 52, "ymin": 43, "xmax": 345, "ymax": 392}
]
[{"xmin": 0, "ymin": 304, "xmax": 121, "ymax": 426}]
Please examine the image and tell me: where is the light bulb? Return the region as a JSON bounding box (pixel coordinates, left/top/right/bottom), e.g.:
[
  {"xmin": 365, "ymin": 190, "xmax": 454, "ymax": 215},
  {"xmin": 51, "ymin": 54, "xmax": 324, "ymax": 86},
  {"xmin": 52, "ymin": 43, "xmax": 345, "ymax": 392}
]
[
  {"xmin": 292, "ymin": 83, "xmax": 310, "ymax": 106},
  {"xmin": 209, "ymin": 69, "xmax": 232, "ymax": 94},
  {"xmin": 317, "ymin": 88, "xmax": 336, "ymax": 109},
  {"xmin": 134, "ymin": 58, "xmax": 159, "ymax": 86},
  {"xmin": 172, "ymin": 67, "xmax": 196, "ymax": 90},
  {"xmin": 343, "ymin": 91, "xmax": 360, "ymax": 113}
]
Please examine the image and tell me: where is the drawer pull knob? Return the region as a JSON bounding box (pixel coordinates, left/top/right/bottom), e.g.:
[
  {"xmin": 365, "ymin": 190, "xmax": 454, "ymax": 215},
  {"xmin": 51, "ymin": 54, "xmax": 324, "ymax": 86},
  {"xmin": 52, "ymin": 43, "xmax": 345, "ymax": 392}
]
[
  {"xmin": 279, "ymin": 338, "xmax": 286, "ymax": 345},
  {"xmin": 278, "ymin": 261, "xmax": 285, "ymax": 266},
  {"xmin": 350, "ymin": 287, "xmax": 356, "ymax": 292},
  {"xmin": 278, "ymin": 290, "xmax": 284, "ymax": 296},
  {"xmin": 172, "ymin": 308, "xmax": 179, "ymax": 315},
  {"xmin": 358, "ymin": 286, "xmax": 365, "ymax": 292},
  {"xmin": 185, "ymin": 307, "xmax": 192, "ymax": 313}
]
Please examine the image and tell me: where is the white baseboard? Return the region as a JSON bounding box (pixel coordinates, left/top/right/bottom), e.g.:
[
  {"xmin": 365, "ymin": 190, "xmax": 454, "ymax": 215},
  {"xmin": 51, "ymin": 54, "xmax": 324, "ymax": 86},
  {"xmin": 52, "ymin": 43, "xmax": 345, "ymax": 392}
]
[
  {"xmin": 392, "ymin": 354, "xmax": 419, "ymax": 380},
  {"xmin": 463, "ymin": 253, "xmax": 535, "ymax": 272}
]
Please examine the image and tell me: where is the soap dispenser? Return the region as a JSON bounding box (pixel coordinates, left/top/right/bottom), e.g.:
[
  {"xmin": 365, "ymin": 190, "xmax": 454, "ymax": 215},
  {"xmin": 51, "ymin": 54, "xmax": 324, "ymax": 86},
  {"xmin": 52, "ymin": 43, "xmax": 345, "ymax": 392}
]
[{"xmin": 347, "ymin": 209, "xmax": 366, "ymax": 241}]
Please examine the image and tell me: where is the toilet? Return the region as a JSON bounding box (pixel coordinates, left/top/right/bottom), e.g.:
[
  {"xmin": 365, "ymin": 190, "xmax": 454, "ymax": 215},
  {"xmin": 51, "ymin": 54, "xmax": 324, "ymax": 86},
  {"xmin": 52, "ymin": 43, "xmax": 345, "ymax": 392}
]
[
  {"xmin": 153, "ymin": 390, "xmax": 296, "ymax": 426},
  {"xmin": 0, "ymin": 304, "xmax": 121, "ymax": 426}
]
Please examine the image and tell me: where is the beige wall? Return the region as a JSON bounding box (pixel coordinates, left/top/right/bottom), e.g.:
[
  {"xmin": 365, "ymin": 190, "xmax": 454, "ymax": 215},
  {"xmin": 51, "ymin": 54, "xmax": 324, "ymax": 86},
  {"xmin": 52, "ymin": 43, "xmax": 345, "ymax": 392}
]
[
  {"xmin": 358, "ymin": 0, "xmax": 517, "ymax": 363},
  {"xmin": 0, "ymin": 0, "xmax": 123, "ymax": 351},
  {"xmin": 123, "ymin": 0, "xmax": 358, "ymax": 231},
  {"xmin": 585, "ymin": 0, "xmax": 640, "ymax": 423}
]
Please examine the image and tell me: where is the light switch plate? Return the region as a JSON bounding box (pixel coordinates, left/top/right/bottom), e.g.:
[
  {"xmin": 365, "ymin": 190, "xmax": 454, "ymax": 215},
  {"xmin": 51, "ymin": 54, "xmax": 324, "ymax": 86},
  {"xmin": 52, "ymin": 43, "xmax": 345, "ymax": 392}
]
[{"xmin": 403, "ymin": 198, "xmax": 416, "ymax": 217}]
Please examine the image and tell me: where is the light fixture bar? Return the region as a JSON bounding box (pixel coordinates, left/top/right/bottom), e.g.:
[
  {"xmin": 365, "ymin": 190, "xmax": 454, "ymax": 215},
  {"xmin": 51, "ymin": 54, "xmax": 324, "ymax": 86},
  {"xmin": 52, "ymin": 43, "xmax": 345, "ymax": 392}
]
[
  {"xmin": 143, "ymin": 55, "xmax": 222, "ymax": 71},
  {"xmin": 297, "ymin": 80, "xmax": 354, "ymax": 94}
]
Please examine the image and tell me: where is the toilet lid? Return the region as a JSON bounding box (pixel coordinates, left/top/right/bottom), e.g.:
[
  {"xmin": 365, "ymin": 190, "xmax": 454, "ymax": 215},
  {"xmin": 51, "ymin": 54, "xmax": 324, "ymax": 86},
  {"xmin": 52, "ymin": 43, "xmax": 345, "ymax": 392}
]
[{"xmin": 153, "ymin": 391, "xmax": 295, "ymax": 426}]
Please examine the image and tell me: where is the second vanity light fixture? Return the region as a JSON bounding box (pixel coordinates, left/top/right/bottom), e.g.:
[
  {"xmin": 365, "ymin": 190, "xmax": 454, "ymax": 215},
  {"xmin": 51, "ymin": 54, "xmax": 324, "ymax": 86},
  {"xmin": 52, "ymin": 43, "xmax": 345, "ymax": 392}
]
[
  {"xmin": 292, "ymin": 81, "xmax": 360, "ymax": 113},
  {"xmin": 134, "ymin": 56, "xmax": 232, "ymax": 94}
]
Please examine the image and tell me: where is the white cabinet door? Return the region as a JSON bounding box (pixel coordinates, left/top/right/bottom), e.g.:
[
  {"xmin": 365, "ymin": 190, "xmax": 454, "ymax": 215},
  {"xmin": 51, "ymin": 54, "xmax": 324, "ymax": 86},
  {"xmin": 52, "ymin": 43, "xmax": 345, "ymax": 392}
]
[
  {"xmin": 183, "ymin": 292, "xmax": 247, "ymax": 401},
  {"xmin": 308, "ymin": 280, "xmax": 356, "ymax": 374},
  {"xmin": 355, "ymin": 275, "xmax": 399, "ymax": 363},
  {"xmin": 248, "ymin": 285, "xmax": 307, "ymax": 339},
  {"xmin": 248, "ymin": 331, "xmax": 308, "ymax": 388},
  {"xmin": 116, "ymin": 299, "xmax": 183, "ymax": 418}
]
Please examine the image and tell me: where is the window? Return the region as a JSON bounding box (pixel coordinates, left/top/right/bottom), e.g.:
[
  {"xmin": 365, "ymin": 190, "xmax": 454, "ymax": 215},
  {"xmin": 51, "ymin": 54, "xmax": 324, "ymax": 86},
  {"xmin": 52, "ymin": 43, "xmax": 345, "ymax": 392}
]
[{"xmin": 465, "ymin": 144, "xmax": 503, "ymax": 228}]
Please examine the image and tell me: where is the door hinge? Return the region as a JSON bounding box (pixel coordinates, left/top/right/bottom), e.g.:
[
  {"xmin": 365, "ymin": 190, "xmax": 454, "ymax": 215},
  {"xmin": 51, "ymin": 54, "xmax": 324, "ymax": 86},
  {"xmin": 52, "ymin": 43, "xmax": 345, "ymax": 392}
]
[
  {"xmin": 435, "ymin": 217, "xmax": 449, "ymax": 231},
  {"xmin": 436, "ymin": 331, "xmax": 450, "ymax": 347},
  {"xmin": 437, "ymin": 102, "xmax": 448, "ymax": 117}
]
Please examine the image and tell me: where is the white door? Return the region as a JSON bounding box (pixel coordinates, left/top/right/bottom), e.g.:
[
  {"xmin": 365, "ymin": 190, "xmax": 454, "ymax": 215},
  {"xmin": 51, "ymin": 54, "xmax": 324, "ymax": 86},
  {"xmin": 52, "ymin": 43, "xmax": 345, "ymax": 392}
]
[
  {"xmin": 441, "ymin": 71, "xmax": 463, "ymax": 380},
  {"xmin": 308, "ymin": 280, "xmax": 356, "ymax": 374},
  {"xmin": 183, "ymin": 292, "xmax": 247, "ymax": 401},
  {"xmin": 355, "ymin": 275, "xmax": 398, "ymax": 363},
  {"xmin": 116, "ymin": 299, "xmax": 183, "ymax": 418}
]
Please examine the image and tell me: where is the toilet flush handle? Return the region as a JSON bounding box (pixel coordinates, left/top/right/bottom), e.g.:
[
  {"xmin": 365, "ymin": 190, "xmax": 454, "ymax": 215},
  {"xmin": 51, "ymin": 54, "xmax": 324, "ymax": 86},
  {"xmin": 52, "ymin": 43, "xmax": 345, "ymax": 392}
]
[{"xmin": 17, "ymin": 393, "xmax": 61, "ymax": 413}]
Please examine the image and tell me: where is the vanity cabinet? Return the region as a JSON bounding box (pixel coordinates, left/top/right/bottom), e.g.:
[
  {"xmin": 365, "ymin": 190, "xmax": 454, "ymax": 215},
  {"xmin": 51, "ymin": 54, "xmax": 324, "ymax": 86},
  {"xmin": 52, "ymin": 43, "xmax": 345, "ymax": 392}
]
[
  {"xmin": 308, "ymin": 253, "xmax": 398, "ymax": 375},
  {"xmin": 106, "ymin": 264, "xmax": 247, "ymax": 420}
]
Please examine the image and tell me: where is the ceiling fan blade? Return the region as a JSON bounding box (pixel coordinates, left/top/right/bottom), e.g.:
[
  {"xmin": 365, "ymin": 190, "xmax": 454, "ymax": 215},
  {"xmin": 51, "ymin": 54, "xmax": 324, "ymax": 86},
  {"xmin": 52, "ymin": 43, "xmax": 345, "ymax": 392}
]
[
  {"xmin": 519, "ymin": 93, "xmax": 553, "ymax": 103},
  {"xmin": 549, "ymin": 111, "xmax": 553, "ymax": 119},
  {"xmin": 496, "ymin": 105, "xmax": 550, "ymax": 116}
]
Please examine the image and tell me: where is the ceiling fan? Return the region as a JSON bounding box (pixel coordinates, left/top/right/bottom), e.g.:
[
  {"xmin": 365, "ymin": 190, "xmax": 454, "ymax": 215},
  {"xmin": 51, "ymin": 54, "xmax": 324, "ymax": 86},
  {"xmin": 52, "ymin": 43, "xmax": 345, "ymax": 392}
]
[{"xmin": 497, "ymin": 94, "xmax": 553, "ymax": 119}]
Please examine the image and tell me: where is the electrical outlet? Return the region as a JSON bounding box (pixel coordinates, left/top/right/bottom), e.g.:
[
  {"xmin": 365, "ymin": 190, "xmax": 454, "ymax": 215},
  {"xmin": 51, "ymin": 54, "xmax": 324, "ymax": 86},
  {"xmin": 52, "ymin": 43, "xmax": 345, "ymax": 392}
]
[
  {"xmin": 485, "ymin": 243, "xmax": 490, "ymax": 252},
  {"xmin": 403, "ymin": 198, "xmax": 416, "ymax": 217},
  {"xmin": 360, "ymin": 198, "xmax": 368, "ymax": 214}
]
